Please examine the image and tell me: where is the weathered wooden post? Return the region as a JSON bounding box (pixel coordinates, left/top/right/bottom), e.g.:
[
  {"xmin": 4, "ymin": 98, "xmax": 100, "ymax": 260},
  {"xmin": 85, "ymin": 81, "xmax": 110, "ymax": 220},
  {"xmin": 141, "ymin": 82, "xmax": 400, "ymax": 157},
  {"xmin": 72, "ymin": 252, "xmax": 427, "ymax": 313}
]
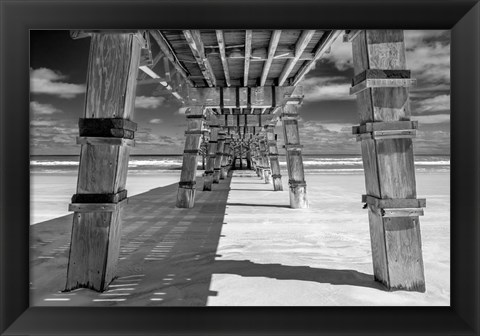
[
  {"xmin": 266, "ymin": 126, "xmax": 283, "ymax": 191},
  {"xmin": 282, "ymin": 104, "xmax": 308, "ymax": 208},
  {"xmin": 65, "ymin": 32, "xmax": 142, "ymax": 291},
  {"xmin": 239, "ymin": 144, "xmax": 244, "ymax": 169},
  {"xmin": 349, "ymin": 30, "xmax": 426, "ymax": 291},
  {"xmin": 221, "ymin": 139, "xmax": 231, "ymax": 179},
  {"xmin": 259, "ymin": 137, "xmax": 272, "ymax": 184},
  {"xmin": 246, "ymin": 146, "xmax": 252, "ymax": 170},
  {"xmin": 203, "ymin": 124, "xmax": 218, "ymax": 191},
  {"xmin": 249, "ymin": 143, "xmax": 256, "ymax": 172},
  {"xmin": 176, "ymin": 107, "xmax": 205, "ymax": 208},
  {"xmin": 254, "ymin": 141, "xmax": 263, "ymax": 178},
  {"xmin": 213, "ymin": 131, "xmax": 226, "ymax": 183},
  {"xmin": 200, "ymin": 134, "xmax": 207, "ymax": 170}
]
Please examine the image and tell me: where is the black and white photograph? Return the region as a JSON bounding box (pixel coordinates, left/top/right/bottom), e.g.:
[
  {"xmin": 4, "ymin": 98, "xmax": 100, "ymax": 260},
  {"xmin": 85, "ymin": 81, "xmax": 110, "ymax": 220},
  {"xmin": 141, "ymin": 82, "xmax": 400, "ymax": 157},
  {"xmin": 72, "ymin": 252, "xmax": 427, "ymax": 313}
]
[{"xmin": 29, "ymin": 29, "xmax": 450, "ymax": 306}]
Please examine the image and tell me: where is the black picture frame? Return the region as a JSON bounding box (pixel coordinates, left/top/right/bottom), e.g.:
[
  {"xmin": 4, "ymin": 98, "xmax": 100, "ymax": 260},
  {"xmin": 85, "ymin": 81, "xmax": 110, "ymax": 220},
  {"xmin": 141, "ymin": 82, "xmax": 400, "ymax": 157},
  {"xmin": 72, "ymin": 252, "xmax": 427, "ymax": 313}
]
[{"xmin": 1, "ymin": 0, "xmax": 479, "ymax": 335}]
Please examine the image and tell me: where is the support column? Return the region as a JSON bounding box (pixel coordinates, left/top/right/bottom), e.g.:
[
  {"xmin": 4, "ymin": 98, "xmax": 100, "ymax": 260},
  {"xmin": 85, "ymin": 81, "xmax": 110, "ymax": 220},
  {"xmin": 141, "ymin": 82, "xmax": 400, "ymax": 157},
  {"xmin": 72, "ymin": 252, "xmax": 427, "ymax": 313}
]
[
  {"xmin": 249, "ymin": 139, "xmax": 257, "ymax": 172},
  {"xmin": 213, "ymin": 131, "xmax": 226, "ymax": 183},
  {"xmin": 350, "ymin": 30, "xmax": 425, "ymax": 291},
  {"xmin": 176, "ymin": 107, "xmax": 205, "ymax": 208},
  {"xmin": 203, "ymin": 125, "xmax": 218, "ymax": 191},
  {"xmin": 220, "ymin": 139, "xmax": 230, "ymax": 179},
  {"xmin": 259, "ymin": 137, "xmax": 272, "ymax": 184},
  {"xmin": 239, "ymin": 144, "xmax": 244, "ymax": 169},
  {"xmin": 65, "ymin": 32, "xmax": 142, "ymax": 292},
  {"xmin": 266, "ymin": 126, "xmax": 283, "ymax": 191},
  {"xmin": 282, "ymin": 105, "xmax": 308, "ymax": 208},
  {"xmin": 254, "ymin": 142, "xmax": 263, "ymax": 177}
]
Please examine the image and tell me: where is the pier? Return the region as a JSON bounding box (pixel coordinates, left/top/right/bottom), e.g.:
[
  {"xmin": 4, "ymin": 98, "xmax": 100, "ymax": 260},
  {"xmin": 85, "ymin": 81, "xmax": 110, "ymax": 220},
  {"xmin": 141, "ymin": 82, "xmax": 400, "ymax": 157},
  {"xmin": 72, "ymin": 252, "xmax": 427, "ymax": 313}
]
[{"xmin": 36, "ymin": 29, "xmax": 428, "ymax": 298}]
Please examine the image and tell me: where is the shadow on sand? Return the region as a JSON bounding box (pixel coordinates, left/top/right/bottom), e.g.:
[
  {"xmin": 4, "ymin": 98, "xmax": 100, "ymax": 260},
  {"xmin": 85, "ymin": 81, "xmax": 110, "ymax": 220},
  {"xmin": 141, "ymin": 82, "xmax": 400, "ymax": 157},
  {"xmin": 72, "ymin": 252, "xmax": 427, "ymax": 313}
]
[{"xmin": 30, "ymin": 177, "xmax": 384, "ymax": 307}]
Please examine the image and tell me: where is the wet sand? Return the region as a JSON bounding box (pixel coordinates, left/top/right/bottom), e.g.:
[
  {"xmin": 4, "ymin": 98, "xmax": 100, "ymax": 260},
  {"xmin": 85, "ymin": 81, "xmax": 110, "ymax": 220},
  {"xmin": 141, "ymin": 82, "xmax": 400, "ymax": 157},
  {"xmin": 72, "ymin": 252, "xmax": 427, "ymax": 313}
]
[{"xmin": 30, "ymin": 171, "xmax": 449, "ymax": 306}]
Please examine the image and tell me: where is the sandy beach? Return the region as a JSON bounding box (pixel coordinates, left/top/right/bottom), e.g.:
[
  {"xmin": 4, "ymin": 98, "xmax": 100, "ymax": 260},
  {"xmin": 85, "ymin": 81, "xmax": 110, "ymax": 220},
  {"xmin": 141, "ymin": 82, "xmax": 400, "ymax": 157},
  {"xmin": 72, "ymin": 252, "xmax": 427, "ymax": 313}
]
[{"xmin": 29, "ymin": 170, "xmax": 449, "ymax": 306}]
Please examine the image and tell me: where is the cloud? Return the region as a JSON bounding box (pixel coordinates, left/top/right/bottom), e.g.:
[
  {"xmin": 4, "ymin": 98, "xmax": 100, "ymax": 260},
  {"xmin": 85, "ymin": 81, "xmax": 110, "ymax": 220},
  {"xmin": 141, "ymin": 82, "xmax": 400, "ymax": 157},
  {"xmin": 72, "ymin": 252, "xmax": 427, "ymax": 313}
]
[
  {"xmin": 414, "ymin": 127, "xmax": 450, "ymax": 154},
  {"xmin": 320, "ymin": 30, "xmax": 450, "ymax": 89},
  {"xmin": 31, "ymin": 120, "xmax": 57, "ymax": 127},
  {"xmin": 323, "ymin": 36, "xmax": 353, "ymax": 71},
  {"xmin": 135, "ymin": 96, "xmax": 165, "ymax": 109},
  {"xmin": 291, "ymin": 120, "xmax": 359, "ymax": 154},
  {"xmin": 176, "ymin": 107, "xmax": 189, "ymax": 115},
  {"xmin": 406, "ymin": 41, "xmax": 450, "ymax": 84},
  {"xmin": 301, "ymin": 77, "xmax": 354, "ymax": 102},
  {"xmin": 30, "ymin": 68, "xmax": 86, "ymax": 98},
  {"xmin": 413, "ymin": 94, "xmax": 450, "ymax": 114},
  {"xmin": 412, "ymin": 114, "xmax": 450, "ymax": 124},
  {"xmin": 149, "ymin": 118, "xmax": 163, "ymax": 124},
  {"xmin": 30, "ymin": 101, "xmax": 62, "ymax": 115}
]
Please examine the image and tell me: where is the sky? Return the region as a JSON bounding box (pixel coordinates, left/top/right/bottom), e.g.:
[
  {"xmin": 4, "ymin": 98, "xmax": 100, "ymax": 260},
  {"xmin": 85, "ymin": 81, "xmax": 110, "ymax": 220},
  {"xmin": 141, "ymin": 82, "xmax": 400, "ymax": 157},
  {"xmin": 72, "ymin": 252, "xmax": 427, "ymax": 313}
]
[{"xmin": 30, "ymin": 30, "xmax": 450, "ymax": 155}]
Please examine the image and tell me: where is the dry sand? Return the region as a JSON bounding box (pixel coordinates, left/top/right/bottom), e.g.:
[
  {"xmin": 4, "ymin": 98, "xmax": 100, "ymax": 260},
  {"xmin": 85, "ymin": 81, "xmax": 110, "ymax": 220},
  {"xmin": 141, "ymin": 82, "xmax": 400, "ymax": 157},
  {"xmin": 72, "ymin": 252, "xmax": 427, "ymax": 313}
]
[{"xmin": 29, "ymin": 170, "xmax": 449, "ymax": 306}]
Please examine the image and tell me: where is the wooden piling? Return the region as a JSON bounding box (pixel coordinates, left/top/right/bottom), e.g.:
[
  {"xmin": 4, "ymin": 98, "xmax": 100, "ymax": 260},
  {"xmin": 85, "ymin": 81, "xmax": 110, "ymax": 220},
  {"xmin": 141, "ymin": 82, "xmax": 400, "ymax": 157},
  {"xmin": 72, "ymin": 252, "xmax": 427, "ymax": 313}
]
[
  {"xmin": 214, "ymin": 131, "xmax": 226, "ymax": 183},
  {"xmin": 65, "ymin": 32, "xmax": 142, "ymax": 292},
  {"xmin": 266, "ymin": 126, "xmax": 283, "ymax": 191},
  {"xmin": 176, "ymin": 107, "xmax": 205, "ymax": 208},
  {"xmin": 282, "ymin": 105, "xmax": 308, "ymax": 208},
  {"xmin": 221, "ymin": 139, "xmax": 231, "ymax": 179},
  {"xmin": 203, "ymin": 125, "xmax": 218, "ymax": 191},
  {"xmin": 259, "ymin": 138, "xmax": 272, "ymax": 184},
  {"xmin": 350, "ymin": 30, "xmax": 425, "ymax": 291}
]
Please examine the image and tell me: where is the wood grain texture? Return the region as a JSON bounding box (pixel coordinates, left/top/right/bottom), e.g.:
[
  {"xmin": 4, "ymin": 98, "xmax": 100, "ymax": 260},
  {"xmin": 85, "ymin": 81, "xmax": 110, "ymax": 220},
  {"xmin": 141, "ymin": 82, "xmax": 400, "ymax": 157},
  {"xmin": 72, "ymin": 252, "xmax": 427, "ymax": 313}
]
[
  {"xmin": 66, "ymin": 211, "xmax": 113, "ymax": 291},
  {"xmin": 85, "ymin": 34, "xmax": 140, "ymax": 119},
  {"xmin": 384, "ymin": 217, "xmax": 425, "ymax": 291},
  {"xmin": 376, "ymin": 138, "xmax": 416, "ymax": 199},
  {"xmin": 352, "ymin": 30, "xmax": 425, "ymax": 291},
  {"xmin": 267, "ymin": 129, "xmax": 283, "ymax": 191},
  {"xmin": 367, "ymin": 211, "xmax": 389, "ymax": 286},
  {"xmin": 282, "ymin": 114, "xmax": 308, "ymax": 208},
  {"xmin": 289, "ymin": 185, "xmax": 308, "ymax": 209},
  {"xmin": 68, "ymin": 33, "xmax": 141, "ymax": 292},
  {"xmin": 103, "ymin": 208, "xmax": 123, "ymax": 285}
]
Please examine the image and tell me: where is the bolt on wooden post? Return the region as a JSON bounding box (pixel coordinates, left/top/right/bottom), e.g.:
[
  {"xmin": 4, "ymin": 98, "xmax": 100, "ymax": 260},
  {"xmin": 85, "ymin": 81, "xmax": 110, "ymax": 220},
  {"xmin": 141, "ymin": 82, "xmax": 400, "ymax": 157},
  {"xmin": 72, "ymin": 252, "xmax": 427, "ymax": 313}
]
[
  {"xmin": 176, "ymin": 107, "xmax": 205, "ymax": 208},
  {"xmin": 65, "ymin": 32, "xmax": 142, "ymax": 292},
  {"xmin": 282, "ymin": 104, "xmax": 308, "ymax": 208},
  {"xmin": 266, "ymin": 126, "xmax": 283, "ymax": 191},
  {"xmin": 350, "ymin": 30, "xmax": 426, "ymax": 291}
]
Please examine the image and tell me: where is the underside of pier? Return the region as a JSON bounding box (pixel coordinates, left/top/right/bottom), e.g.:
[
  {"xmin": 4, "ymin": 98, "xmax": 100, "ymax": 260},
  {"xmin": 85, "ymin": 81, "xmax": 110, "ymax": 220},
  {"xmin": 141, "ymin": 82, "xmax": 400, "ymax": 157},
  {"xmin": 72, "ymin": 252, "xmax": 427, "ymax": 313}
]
[{"xmin": 64, "ymin": 29, "xmax": 427, "ymax": 294}]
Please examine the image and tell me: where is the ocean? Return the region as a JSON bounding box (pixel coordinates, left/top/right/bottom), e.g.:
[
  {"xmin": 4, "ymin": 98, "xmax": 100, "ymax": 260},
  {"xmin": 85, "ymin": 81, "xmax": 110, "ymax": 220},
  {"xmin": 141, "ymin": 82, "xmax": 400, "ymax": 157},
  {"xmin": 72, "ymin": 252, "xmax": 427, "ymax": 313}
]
[
  {"xmin": 30, "ymin": 154, "xmax": 450, "ymax": 174},
  {"xmin": 30, "ymin": 154, "xmax": 450, "ymax": 224}
]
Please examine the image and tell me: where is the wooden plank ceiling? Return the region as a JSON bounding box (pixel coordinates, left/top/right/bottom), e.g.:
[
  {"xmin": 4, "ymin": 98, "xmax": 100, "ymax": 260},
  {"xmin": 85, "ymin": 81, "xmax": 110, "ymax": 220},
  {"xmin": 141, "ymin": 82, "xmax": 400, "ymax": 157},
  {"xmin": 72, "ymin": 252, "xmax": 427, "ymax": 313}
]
[
  {"xmin": 138, "ymin": 29, "xmax": 342, "ymax": 145},
  {"xmin": 143, "ymin": 30, "xmax": 342, "ymax": 109}
]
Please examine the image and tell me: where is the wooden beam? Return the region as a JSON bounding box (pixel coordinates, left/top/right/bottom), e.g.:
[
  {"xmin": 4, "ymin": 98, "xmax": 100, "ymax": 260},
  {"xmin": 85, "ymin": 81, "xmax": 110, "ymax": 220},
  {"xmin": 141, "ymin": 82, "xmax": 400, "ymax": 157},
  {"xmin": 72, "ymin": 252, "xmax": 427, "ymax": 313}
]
[
  {"xmin": 206, "ymin": 46, "xmax": 314, "ymax": 61},
  {"xmin": 138, "ymin": 64, "xmax": 185, "ymax": 103},
  {"xmin": 292, "ymin": 30, "xmax": 343, "ymax": 86},
  {"xmin": 244, "ymin": 30, "xmax": 252, "ymax": 87},
  {"xmin": 260, "ymin": 30, "xmax": 282, "ymax": 86},
  {"xmin": 183, "ymin": 30, "xmax": 216, "ymax": 87},
  {"xmin": 216, "ymin": 30, "xmax": 231, "ymax": 87},
  {"xmin": 149, "ymin": 30, "xmax": 194, "ymax": 86},
  {"xmin": 278, "ymin": 30, "xmax": 315, "ymax": 86},
  {"xmin": 163, "ymin": 56, "xmax": 171, "ymax": 82},
  {"xmin": 186, "ymin": 86, "xmax": 296, "ymax": 108}
]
